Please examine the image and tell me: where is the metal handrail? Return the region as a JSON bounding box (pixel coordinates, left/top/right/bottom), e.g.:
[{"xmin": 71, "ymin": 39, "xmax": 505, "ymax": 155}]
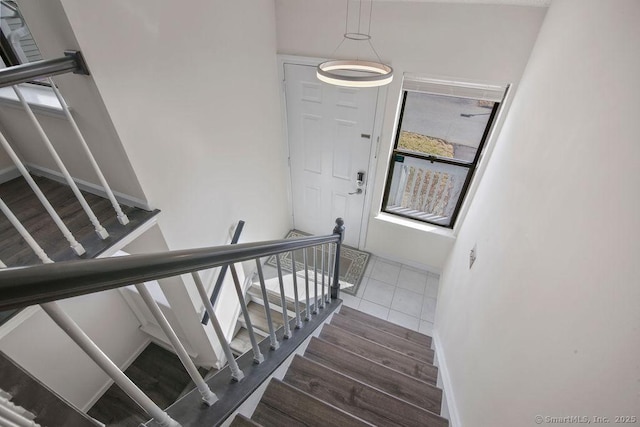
[
  {"xmin": 0, "ymin": 233, "xmax": 341, "ymax": 311},
  {"xmin": 0, "ymin": 50, "xmax": 89, "ymax": 89}
]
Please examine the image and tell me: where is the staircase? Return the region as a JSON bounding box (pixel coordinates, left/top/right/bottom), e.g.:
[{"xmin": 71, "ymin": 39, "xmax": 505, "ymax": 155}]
[
  {"xmin": 230, "ymin": 284, "xmax": 305, "ymax": 357},
  {"xmin": 230, "ymin": 304, "xmax": 448, "ymax": 427}
]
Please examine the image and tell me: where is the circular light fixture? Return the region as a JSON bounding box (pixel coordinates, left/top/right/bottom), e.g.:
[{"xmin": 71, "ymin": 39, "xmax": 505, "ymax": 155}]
[
  {"xmin": 316, "ymin": 1, "xmax": 393, "ymax": 88},
  {"xmin": 317, "ymin": 60, "xmax": 393, "ymax": 88}
]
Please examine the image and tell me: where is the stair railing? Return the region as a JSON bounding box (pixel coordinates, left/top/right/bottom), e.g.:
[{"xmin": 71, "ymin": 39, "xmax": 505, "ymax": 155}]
[
  {"xmin": 0, "ymin": 51, "xmax": 130, "ymax": 261},
  {"xmin": 0, "ymin": 218, "xmax": 345, "ymax": 427}
]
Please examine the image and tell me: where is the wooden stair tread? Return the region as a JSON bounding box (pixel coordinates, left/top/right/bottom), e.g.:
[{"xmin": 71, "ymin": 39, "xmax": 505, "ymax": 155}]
[
  {"xmin": 320, "ymin": 323, "xmax": 438, "ymax": 385},
  {"xmin": 258, "ymin": 378, "xmax": 372, "ymax": 426},
  {"xmin": 230, "ymin": 413, "xmax": 262, "ymax": 426},
  {"xmin": 330, "ymin": 313, "xmax": 434, "ymax": 364},
  {"xmin": 253, "ymin": 402, "xmax": 305, "ymax": 426},
  {"xmin": 248, "ymin": 284, "xmax": 306, "ymax": 313},
  {"xmin": 246, "ymin": 301, "xmax": 290, "ymax": 334},
  {"xmin": 230, "ymin": 328, "xmax": 254, "ymax": 356},
  {"xmin": 305, "ymin": 337, "xmax": 442, "ymax": 414},
  {"xmin": 340, "ymin": 305, "xmax": 432, "ymax": 346},
  {"xmin": 284, "ymin": 355, "xmax": 448, "ymax": 427}
]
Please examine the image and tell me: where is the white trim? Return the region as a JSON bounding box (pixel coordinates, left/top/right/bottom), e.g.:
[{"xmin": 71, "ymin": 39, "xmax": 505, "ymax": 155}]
[
  {"xmin": 452, "ymin": 83, "xmax": 516, "ymax": 236},
  {"xmin": 0, "ymin": 84, "xmax": 64, "ymax": 118},
  {"xmin": 375, "ymin": 212, "xmax": 455, "ymax": 238},
  {"xmin": 25, "ymin": 163, "xmax": 153, "ymax": 211},
  {"xmin": 80, "ymin": 337, "xmax": 152, "ymax": 412},
  {"xmin": 0, "ymin": 165, "xmax": 20, "ymax": 184},
  {"xmin": 0, "ymin": 307, "xmax": 40, "ymax": 340},
  {"xmin": 95, "ymin": 217, "xmax": 159, "ymax": 258},
  {"xmin": 276, "ymin": 54, "xmax": 387, "ymax": 250},
  {"xmin": 433, "ymin": 331, "xmax": 462, "ymax": 427}
]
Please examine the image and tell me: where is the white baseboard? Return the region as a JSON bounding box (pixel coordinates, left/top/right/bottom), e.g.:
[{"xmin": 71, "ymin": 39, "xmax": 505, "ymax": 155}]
[
  {"xmin": 433, "ymin": 331, "xmax": 462, "ymax": 427},
  {"xmin": 81, "ymin": 337, "xmax": 152, "ymax": 413},
  {"xmin": 369, "ymin": 250, "xmax": 442, "ymax": 275},
  {"xmin": 0, "ymin": 165, "xmax": 20, "ymax": 184},
  {"xmin": 25, "ymin": 163, "xmax": 153, "ymax": 211}
]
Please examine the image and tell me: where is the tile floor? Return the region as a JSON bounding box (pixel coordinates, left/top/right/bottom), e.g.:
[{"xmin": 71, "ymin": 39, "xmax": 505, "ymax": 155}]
[{"xmin": 340, "ymin": 255, "xmax": 440, "ymax": 336}]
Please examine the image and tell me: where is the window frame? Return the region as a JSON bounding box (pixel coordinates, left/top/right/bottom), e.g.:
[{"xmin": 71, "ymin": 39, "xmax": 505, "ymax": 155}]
[
  {"xmin": 381, "ymin": 86, "xmax": 502, "ymax": 229},
  {"xmin": 0, "ymin": 0, "xmax": 49, "ymax": 87}
]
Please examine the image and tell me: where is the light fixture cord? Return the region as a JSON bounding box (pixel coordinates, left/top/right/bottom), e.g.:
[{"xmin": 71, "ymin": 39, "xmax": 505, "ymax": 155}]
[
  {"xmin": 367, "ymin": 0, "xmax": 383, "ymax": 62},
  {"xmin": 358, "ymin": 0, "xmax": 362, "ymax": 34},
  {"xmin": 345, "ymin": 0, "xmax": 349, "ymax": 34},
  {"xmin": 367, "ymin": 0, "xmax": 372, "ymax": 36}
]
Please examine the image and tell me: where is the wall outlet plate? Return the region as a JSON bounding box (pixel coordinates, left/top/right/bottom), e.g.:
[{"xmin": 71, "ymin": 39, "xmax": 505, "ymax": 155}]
[{"xmin": 470, "ymin": 244, "xmax": 477, "ymax": 269}]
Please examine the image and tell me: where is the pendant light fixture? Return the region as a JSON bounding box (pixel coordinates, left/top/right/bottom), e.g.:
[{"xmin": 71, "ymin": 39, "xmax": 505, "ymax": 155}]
[{"xmin": 317, "ymin": 0, "xmax": 393, "ymax": 88}]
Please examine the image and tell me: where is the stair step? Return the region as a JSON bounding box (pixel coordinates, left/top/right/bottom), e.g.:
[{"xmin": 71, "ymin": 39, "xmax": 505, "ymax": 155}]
[
  {"xmin": 230, "ymin": 414, "xmax": 263, "ymax": 426},
  {"xmin": 320, "ymin": 323, "xmax": 438, "ymax": 385},
  {"xmin": 246, "ymin": 301, "xmax": 290, "ymax": 334},
  {"xmin": 255, "ymin": 378, "xmax": 372, "ymax": 426},
  {"xmin": 230, "ymin": 328, "xmax": 254, "ymax": 356},
  {"xmin": 330, "ymin": 313, "xmax": 434, "ymax": 364},
  {"xmin": 253, "ymin": 402, "xmax": 304, "ymax": 426},
  {"xmin": 284, "ymin": 355, "xmax": 448, "ymax": 427},
  {"xmin": 305, "ymin": 337, "xmax": 442, "ymax": 414},
  {"xmin": 248, "ymin": 284, "xmax": 306, "ymax": 314},
  {"xmin": 340, "ymin": 305, "xmax": 432, "ymax": 346}
]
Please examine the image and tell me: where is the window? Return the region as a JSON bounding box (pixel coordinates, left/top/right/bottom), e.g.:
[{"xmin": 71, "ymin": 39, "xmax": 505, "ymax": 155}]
[
  {"xmin": 0, "ymin": 1, "xmax": 44, "ymax": 73},
  {"xmin": 382, "ymin": 77, "xmax": 507, "ymax": 228}
]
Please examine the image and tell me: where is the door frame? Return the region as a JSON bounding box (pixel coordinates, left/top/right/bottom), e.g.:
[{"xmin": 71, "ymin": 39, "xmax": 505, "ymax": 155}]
[{"xmin": 277, "ymin": 54, "xmax": 388, "ymax": 249}]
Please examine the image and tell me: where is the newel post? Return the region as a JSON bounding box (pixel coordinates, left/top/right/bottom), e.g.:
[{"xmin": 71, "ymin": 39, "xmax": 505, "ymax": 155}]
[{"xmin": 331, "ymin": 218, "xmax": 345, "ymax": 299}]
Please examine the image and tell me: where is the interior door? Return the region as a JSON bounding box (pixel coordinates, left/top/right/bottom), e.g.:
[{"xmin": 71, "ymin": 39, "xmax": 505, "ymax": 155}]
[{"xmin": 284, "ymin": 63, "xmax": 379, "ymax": 248}]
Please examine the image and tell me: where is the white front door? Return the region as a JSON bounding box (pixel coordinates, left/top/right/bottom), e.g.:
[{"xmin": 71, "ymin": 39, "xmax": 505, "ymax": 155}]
[{"xmin": 284, "ymin": 63, "xmax": 379, "ymax": 248}]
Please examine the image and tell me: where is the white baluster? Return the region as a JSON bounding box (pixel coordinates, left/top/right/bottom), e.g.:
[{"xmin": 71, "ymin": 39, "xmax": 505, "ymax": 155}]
[
  {"xmin": 0, "ymin": 404, "xmax": 41, "ymax": 427},
  {"xmin": 275, "ymin": 255, "xmax": 292, "ymax": 339},
  {"xmin": 134, "ymin": 283, "xmax": 217, "ymax": 406},
  {"xmin": 12, "ymin": 85, "xmax": 109, "ymax": 240},
  {"xmin": 0, "ymin": 197, "xmax": 53, "ymax": 264},
  {"xmin": 0, "ymin": 129, "xmax": 85, "ymax": 256},
  {"xmin": 47, "ymin": 78, "xmax": 129, "ymax": 225},
  {"xmin": 0, "ymin": 390, "xmax": 40, "ymax": 427},
  {"xmin": 41, "ymin": 302, "xmax": 180, "ymax": 427},
  {"xmin": 192, "ymin": 272, "xmax": 245, "ymax": 382}
]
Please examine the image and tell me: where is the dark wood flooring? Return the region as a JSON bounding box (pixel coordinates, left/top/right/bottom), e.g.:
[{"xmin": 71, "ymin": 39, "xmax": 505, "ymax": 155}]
[
  {"xmin": 0, "ymin": 175, "xmax": 159, "ymax": 267},
  {"xmin": 88, "ymin": 342, "xmax": 207, "ymax": 427}
]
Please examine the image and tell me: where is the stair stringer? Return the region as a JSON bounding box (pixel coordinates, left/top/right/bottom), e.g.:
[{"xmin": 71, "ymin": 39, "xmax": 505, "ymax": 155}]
[{"xmin": 218, "ymin": 305, "xmax": 342, "ymax": 427}]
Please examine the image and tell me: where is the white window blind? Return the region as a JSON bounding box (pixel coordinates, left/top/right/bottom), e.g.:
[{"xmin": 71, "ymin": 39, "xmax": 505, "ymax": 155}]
[{"xmin": 402, "ymin": 74, "xmax": 506, "ymax": 102}]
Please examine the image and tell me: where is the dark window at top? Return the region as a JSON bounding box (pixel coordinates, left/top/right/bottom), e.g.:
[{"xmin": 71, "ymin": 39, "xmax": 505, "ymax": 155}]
[
  {"xmin": 382, "ymin": 85, "xmax": 505, "ymax": 228},
  {"xmin": 0, "ymin": 1, "xmax": 45, "ymax": 82}
]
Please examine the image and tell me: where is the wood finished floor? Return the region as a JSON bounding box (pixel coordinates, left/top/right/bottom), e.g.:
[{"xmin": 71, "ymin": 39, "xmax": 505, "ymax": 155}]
[
  {"xmin": 0, "ymin": 175, "xmax": 158, "ymax": 267},
  {"xmin": 87, "ymin": 343, "xmax": 208, "ymax": 427}
]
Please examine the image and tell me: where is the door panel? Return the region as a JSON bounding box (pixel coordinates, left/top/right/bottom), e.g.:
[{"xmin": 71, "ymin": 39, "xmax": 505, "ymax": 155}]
[{"xmin": 285, "ymin": 63, "xmax": 378, "ymax": 247}]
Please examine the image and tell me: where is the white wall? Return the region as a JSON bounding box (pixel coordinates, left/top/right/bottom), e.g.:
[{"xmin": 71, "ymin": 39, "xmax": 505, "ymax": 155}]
[
  {"xmin": 2, "ymin": 0, "xmax": 290, "ymax": 410},
  {"xmin": 0, "ymin": 291, "xmax": 149, "ymax": 410},
  {"xmin": 4, "ymin": 0, "xmax": 148, "ymax": 202},
  {"xmin": 55, "ymin": 0, "xmax": 292, "ymax": 373},
  {"xmin": 276, "ymin": 0, "xmax": 546, "ymax": 270},
  {"xmin": 435, "ymin": 1, "xmax": 640, "ymax": 425},
  {"xmin": 58, "ymin": 0, "xmax": 291, "ymax": 252}
]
